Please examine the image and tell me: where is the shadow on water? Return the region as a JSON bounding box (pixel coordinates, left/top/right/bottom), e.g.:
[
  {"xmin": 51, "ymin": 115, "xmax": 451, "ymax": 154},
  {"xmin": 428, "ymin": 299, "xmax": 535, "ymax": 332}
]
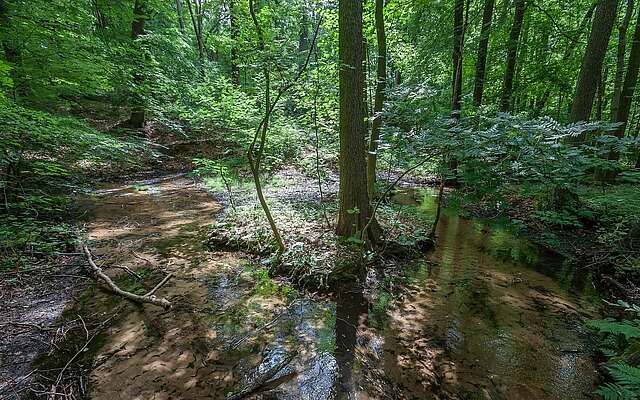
[
  {"xmin": 324, "ymin": 188, "xmax": 602, "ymax": 400},
  {"xmin": 334, "ymin": 289, "xmax": 368, "ymax": 399}
]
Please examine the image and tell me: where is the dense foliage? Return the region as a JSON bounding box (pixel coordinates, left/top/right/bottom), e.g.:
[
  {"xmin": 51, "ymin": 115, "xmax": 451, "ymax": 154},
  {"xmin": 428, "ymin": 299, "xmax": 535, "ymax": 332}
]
[{"xmin": 2, "ymin": 0, "xmax": 640, "ymax": 395}]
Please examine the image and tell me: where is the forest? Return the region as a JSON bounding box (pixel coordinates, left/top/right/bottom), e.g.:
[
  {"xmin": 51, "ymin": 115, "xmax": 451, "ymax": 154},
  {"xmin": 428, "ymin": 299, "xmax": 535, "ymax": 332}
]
[{"xmin": 1, "ymin": 0, "xmax": 640, "ymax": 398}]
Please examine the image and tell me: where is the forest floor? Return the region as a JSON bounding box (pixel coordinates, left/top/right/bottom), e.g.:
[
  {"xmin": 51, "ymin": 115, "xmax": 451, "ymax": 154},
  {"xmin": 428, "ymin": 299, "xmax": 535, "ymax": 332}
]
[
  {"xmin": 1, "ymin": 171, "xmax": 347, "ymax": 399},
  {"xmin": 1, "ymin": 156, "xmax": 605, "ymax": 399}
]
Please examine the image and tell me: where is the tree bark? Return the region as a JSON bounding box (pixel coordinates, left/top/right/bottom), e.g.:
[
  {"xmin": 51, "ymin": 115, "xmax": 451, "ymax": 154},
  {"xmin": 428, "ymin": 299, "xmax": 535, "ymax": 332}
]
[
  {"xmin": 451, "ymin": 0, "xmax": 464, "ymax": 118},
  {"xmin": 611, "ymin": 0, "xmax": 635, "ymax": 120},
  {"xmin": 186, "ymin": 0, "xmax": 205, "ymax": 63},
  {"xmin": 336, "ymin": 0, "xmax": 379, "ymax": 243},
  {"xmin": 473, "ymin": 0, "xmax": 495, "ymax": 107},
  {"xmin": 367, "ymin": 0, "xmax": 386, "ymax": 199},
  {"xmin": 500, "ymin": 0, "xmax": 526, "ymax": 112},
  {"xmin": 127, "ymin": 0, "xmax": 147, "ymax": 130},
  {"xmin": 569, "ymin": 0, "xmax": 618, "ymax": 123}
]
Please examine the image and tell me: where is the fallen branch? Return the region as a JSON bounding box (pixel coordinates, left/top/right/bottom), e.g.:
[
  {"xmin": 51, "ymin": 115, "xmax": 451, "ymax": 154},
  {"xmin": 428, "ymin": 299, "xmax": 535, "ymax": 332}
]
[{"xmin": 82, "ymin": 245, "xmax": 173, "ymax": 310}]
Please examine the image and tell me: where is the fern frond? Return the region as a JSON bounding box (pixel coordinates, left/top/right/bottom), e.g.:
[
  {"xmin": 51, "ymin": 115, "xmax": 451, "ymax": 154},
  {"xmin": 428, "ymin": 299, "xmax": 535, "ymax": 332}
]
[
  {"xmin": 595, "ymin": 382, "xmax": 638, "ymax": 400},
  {"xmin": 587, "ymin": 319, "xmax": 640, "ymax": 340}
]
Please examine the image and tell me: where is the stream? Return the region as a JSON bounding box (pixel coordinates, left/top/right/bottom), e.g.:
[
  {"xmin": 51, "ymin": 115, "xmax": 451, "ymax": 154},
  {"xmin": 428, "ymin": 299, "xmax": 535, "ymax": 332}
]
[{"xmin": 71, "ymin": 177, "xmax": 601, "ymax": 400}]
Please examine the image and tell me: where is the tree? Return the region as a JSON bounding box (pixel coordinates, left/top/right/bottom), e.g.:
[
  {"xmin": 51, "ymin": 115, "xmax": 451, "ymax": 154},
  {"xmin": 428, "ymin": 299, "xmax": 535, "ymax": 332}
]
[
  {"xmin": 127, "ymin": 0, "xmax": 147, "ymax": 130},
  {"xmin": 176, "ymin": 0, "xmax": 186, "ymax": 33},
  {"xmin": 535, "ymin": 3, "xmax": 596, "ymax": 114},
  {"xmin": 451, "ymin": 0, "xmax": 464, "ymax": 118},
  {"xmin": 366, "ymin": 0, "xmax": 386, "ymax": 199},
  {"xmin": 500, "ymin": 0, "xmax": 526, "ymax": 112},
  {"xmin": 473, "ymin": 0, "xmax": 495, "ymax": 107},
  {"xmin": 569, "ymin": 0, "xmax": 618, "ymax": 123},
  {"xmin": 612, "ymin": 0, "xmax": 635, "ymax": 119},
  {"xmin": 612, "ymin": 6, "xmax": 640, "ymax": 154},
  {"xmin": 185, "ymin": 0, "xmax": 206, "ymax": 65},
  {"xmin": 336, "ymin": 0, "xmax": 379, "ymax": 243}
]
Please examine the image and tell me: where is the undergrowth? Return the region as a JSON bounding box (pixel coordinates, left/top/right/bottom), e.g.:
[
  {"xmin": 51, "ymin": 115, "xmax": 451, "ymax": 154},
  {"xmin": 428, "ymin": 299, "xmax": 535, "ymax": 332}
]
[{"xmin": 588, "ymin": 301, "xmax": 640, "ymax": 400}]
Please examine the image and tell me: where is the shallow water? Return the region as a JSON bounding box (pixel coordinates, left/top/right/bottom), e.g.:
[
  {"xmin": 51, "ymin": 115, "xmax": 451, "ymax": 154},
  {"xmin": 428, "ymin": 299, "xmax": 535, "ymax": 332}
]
[
  {"xmin": 285, "ymin": 188, "xmax": 602, "ymax": 399},
  {"xmin": 234, "ymin": 191, "xmax": 599, "ymax": 400},
  {"xmin": 375, "ymin": 189, "xmax": 602, "ymax": 399},
  {"xmin": 72, "ymin": 176, "xmax": 601, "ymax": 400}
]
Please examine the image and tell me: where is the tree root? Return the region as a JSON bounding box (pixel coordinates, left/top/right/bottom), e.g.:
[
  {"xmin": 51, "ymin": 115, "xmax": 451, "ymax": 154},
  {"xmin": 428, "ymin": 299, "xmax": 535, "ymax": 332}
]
[{"xmin": 82, "ymin": 245, "xmax": 173, "ymax": 309}]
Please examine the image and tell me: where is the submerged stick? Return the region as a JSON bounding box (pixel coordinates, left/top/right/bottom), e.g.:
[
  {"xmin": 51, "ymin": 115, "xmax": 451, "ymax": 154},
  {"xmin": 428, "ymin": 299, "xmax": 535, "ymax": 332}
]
[{"xmin": 82, "ymin": 245, "xmax": 173, "ymax": 309}]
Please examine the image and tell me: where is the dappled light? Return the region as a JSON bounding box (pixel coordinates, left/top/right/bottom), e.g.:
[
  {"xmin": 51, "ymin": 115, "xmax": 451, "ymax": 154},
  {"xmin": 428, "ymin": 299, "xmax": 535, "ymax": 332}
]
[{"xmin": 2, "ymin": 0, "xmax": 640, "ymax": 398}]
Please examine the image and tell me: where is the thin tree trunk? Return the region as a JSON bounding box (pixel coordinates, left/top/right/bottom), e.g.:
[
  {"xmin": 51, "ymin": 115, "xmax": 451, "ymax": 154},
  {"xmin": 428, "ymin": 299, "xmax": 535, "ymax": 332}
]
[
  {"xmin": 186, "ymin": 0, "xmax": 205, "ymax": 63},
  {"xmin": 367, "ymin": 0, "xmax": 386, "ymax": 199},
  {"xmin": 500, "ymin": 0, "xmax": 526, "ymax": 112},
  {"xmin": 612, "ymin": 8, "xmax": 640, "ymax": 152},
  {"xmin": 473, "ymin": 0, "xmax": 495, "ymax": 107},
  {"xmin": 612, "ymin": 0, "xmax": 635, "ymax": 120},
  {"xmin": 247, "ymin": 0, "xmax": 284, "ymax": 254},
  {"xmin": 336, "ymin": 0, "xmax": 380, "ymax": 243},
  {"xmin": 176, "ymin": 0, "xmax": 186, "ymax": 33},
  {"xmin": 127, "ymin": 0, "xmax": 147, "ymax": 130},
  {"xmin": 451, "ymin": 0, "xmax": 464, "ymax": 118},
  {"xmin": 569, "ymin": 0, "xmax": 618, "ymax": 123}
]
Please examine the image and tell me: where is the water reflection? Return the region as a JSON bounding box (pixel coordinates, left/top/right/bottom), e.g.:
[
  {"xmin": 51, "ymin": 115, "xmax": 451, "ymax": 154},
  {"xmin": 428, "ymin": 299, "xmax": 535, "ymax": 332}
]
[
  {"xmin": 325, "ymin": 189, "xmax": 601, "ymax": 399},
  {"xmin": 334, "ymin": 288, "xmax": 368, "ymax": 399}
]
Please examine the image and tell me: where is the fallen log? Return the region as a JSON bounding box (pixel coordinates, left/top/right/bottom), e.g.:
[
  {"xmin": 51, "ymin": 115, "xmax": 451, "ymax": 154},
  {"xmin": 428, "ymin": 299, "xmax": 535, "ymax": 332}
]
[{"xmin": 82, "ymin": 245, "xmax": 173, "ymax": 309}]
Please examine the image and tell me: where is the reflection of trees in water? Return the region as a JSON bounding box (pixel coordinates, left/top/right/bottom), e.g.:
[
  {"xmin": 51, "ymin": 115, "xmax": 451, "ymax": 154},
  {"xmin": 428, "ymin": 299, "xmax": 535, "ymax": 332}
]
[{"xmin": 334, "ymin": 288, "xmax": 368, "ymax": 399}]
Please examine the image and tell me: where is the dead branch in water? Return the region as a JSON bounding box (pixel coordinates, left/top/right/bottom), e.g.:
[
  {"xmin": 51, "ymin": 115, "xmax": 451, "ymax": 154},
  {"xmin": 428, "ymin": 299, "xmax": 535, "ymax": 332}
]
[{"xmin": 82, "ymin": 245, "xmax": 173, "ymax": 309}]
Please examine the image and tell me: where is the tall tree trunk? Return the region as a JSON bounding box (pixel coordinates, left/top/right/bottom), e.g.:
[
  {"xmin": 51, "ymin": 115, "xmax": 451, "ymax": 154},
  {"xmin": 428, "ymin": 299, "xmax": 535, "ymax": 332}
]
[
  {"xmin": 367, "ymin": 0, "xmax": 386, "ymax": 199},
  {"xmin": 128, "ymin": 0, "xmax": 147, "ymax": 130},
  {"xmin": 186, "ymin": 0, "xmax": 205, "ymax": 63},
  {"xmin": 230, "ymin": 0, "xmax": 240, "ymax": 85},
  {"xmin": 569, "ymin": 0, "xmax": 618, "ymax": 123},
  {"xmin": 176, "ymin": 0, "xmax": 186, "ymax": 33},
  {"xmin": 336, "ymin": 0, "xmax": 379, "ymax": 243},
  {"xmin": 611, "ymin": 0, "xmax": 635, "ymax": 120},
  {"xmin": 473, "ymin": 0, "xmax": 495, "ymax": 107},
  {"xmin": 612, "ymin": 8, "xmax": 640, "ymax": 150},
  {"xmin": 597, "ymin": 7, "xmax": 640, "ymax": 180},
  {"xmin": 451, "ymin": 0, "xmax": 464, "ymax": 118},
  {"xmin": 500, "ymin": 0, "xmax": 525, "ymax": 112}
]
